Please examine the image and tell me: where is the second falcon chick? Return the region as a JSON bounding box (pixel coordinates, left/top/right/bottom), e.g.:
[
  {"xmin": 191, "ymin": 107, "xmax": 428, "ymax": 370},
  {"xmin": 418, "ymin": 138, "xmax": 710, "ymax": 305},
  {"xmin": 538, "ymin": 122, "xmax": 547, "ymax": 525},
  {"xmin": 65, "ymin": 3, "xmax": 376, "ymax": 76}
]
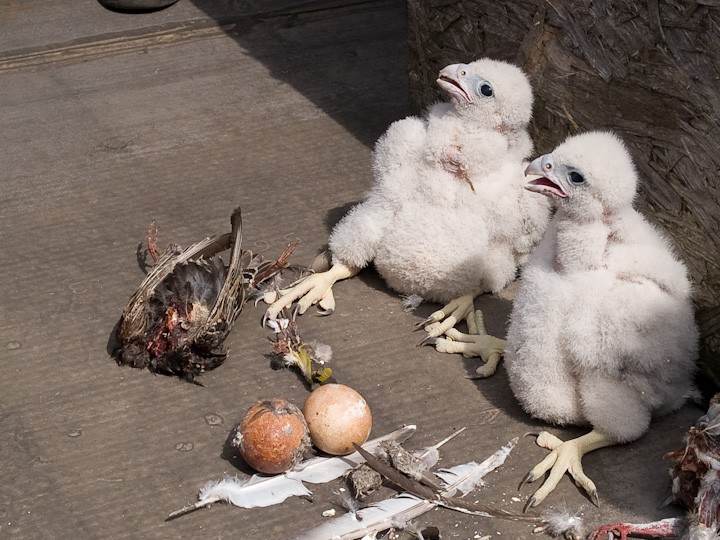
[{"xmin": 507, "ymin": 131, "xmax": 698, "ymax": 510}]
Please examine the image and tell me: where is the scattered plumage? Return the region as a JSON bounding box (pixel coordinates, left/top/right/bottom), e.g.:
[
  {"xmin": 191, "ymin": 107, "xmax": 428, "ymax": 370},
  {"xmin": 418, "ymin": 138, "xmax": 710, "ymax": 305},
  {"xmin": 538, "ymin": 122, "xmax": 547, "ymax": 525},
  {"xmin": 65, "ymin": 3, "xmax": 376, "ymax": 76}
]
[
  {"xmin": 294, "ymin": 436, "xmax": 527, "ymax": 540},
  {"xmin": 167, "ymin": 425, "xmax": 416, "ymax": 519},
  {"xmin": 506, "ymin": 131, "xmax": 699, "ymax": 508},
  {"xmin": 353, "ymin": 437, "xmax": 540, "ymax": 521},
  {"xmin": 113, "ymin": 207, "xmax": 293, "ymax": 383},
  {"xmin": 265, "ymin": 59, "xmax": 551, "ymax": 369}
]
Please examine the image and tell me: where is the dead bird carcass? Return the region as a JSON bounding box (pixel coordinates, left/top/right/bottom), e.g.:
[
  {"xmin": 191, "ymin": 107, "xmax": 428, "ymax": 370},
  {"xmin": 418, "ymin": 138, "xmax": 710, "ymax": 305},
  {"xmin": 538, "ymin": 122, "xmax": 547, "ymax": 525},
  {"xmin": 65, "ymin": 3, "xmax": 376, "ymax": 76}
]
[{"xmin": 112, "ymin": 207, "xmax": 295, "ymax": 383}]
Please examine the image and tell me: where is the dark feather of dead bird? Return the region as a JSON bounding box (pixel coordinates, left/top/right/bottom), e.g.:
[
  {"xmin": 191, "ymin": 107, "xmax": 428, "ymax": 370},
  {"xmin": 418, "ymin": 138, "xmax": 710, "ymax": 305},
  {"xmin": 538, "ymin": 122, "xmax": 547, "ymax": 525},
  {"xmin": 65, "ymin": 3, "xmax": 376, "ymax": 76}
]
[{"xmin": 113, "ymin": 207, "xmax": 294, "ymax": 383}]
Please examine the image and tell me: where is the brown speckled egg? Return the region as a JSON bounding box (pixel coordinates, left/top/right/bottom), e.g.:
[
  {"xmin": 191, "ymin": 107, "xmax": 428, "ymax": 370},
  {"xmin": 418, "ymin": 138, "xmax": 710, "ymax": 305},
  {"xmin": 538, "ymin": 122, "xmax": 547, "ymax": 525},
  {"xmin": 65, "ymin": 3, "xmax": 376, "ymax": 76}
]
[
  {"xmin": 303, "ymin": 384, "xmax": 372, "ymax": 455},
  {"xmin": 233, "ymin": 399, "xmax": 310, "ymax": 474}
]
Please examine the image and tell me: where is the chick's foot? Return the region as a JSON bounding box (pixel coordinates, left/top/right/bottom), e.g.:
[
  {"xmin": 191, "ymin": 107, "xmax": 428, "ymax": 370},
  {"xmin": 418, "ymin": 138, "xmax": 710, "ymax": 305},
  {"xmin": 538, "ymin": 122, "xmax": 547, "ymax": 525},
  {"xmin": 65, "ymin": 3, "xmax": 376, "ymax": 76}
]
[
  {"xmin": 421, "ymin": 307, "xmax": 505, "ymax": 378},
  {"xmin": 263, "ymin": 262, "xmax": 357, "ymax": 321},
  {"xmin": 519, "ymin": 430, "xmax": 615, "ymax": 510},
  {"xmin": 417, "ymin": 293, "xmax": 476, "ymax": 338}
]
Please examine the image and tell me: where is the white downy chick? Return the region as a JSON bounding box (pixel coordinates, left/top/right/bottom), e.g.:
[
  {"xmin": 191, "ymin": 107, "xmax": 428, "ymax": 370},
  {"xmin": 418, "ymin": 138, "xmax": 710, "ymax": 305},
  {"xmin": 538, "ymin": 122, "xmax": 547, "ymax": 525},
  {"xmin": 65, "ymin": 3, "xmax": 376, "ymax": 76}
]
[
  {"xmin": 335, "ymin": 59, "xmax": 546, "ymax": 300},
  {"xmin": 506, "ymin": 131, "xmax": 698, "ymax": 509},
  {"xmin": 266, "ymin": 59, "xmax": 550, "ymax": 360}
]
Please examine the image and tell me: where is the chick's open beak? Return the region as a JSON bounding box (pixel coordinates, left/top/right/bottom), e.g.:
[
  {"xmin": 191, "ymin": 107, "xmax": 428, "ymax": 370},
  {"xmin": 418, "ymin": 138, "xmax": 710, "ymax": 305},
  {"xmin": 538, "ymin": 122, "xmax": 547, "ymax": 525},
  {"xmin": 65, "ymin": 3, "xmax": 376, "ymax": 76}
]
[
  {"xmin": 437, "ymin": 63, "xmax": 473, "ymax": 104},
  {"xmin": 524, "ymin": 155, "xmax": 568, "ymax": 199}
]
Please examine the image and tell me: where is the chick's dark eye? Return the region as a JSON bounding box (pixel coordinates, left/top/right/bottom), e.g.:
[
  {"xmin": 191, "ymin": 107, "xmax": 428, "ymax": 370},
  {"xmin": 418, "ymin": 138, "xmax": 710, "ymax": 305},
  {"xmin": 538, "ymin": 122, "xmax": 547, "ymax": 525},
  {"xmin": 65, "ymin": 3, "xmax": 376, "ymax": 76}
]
[
  {"xmin": 480, "ymin": 84, "xmax": 493, "ymax": 97},
  {"xmin": 569, "ymin": 171, "xmax": 585, "ymax": 185}
]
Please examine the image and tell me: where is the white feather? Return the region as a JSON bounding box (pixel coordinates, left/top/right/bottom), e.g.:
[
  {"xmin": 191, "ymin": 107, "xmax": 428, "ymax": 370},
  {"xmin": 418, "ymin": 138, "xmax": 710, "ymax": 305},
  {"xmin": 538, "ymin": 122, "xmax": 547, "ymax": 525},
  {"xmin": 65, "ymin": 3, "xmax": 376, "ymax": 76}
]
[
  {"xmin": 198, "ymin": 474, "xmax": 311, "ymax": 509},
  {"xmin": 533, "ymin": 510, "xmax": 584, "ymax": 538},
  {"xmin": 434, "ymin": 462, "xmax": 486, "ymax": 496},
  {"xmin": 290, "ymin": 493, "xmax": 433, "ymax": 540},
  {"xmin": 413, "ymin": 446, "xmax": 439, "ymax": 470},
  {"xmin": 436, "ymin": 437, "xmax": 518, "ymax": 497},
  {"xmin": 308, "ymin": 340, "xmax": 333, "ymax": 364},
  {"xmin": 684, "ymin": 523, "xmax": 720, "ymax": 540},
  {"xmin": 266, "ymin": 317, "xmax": 289, "ymax": 333},
  {"xmin": 415, "ymin": 426, "xmax": 466, "ymax": 471},
  {"xmin": 401, "ymin": 294, "xmax": 424, "ymax": 311}
]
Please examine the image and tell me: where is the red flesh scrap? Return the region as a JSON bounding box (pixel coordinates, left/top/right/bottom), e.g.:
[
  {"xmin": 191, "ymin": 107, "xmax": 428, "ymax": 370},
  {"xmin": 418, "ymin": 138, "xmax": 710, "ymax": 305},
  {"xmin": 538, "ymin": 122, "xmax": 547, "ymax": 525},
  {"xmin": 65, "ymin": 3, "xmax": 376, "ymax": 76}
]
[{"xmin": 147, "ymin": 305, "xmax": 183, "ymax": 356}]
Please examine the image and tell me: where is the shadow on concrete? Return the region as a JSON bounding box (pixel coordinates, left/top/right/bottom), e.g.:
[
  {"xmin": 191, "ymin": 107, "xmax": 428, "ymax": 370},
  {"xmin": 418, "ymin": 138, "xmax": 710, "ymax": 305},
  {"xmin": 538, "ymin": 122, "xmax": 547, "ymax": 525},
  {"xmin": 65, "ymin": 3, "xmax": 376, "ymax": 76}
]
[{"xmin": 187, "ymin": 0, "xmax": 408, "ymax": 149}]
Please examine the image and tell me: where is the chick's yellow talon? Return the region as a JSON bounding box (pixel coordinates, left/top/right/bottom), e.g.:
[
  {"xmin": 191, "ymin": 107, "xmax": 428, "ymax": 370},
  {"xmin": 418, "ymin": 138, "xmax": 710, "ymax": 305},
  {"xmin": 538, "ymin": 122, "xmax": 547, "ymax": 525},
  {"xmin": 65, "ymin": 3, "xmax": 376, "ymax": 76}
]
[{"xmin": 521, "ymin": 430, "xmax": 614, "ymax": 508}]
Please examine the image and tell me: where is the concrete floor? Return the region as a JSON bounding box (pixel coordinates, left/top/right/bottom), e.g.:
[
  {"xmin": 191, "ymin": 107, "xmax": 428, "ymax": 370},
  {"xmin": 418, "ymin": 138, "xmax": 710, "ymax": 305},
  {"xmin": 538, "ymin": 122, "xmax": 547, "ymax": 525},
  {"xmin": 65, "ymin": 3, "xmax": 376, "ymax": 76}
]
[{"xmin": 0, "ymin": 1, "xmax": 701, "ymax": 538}]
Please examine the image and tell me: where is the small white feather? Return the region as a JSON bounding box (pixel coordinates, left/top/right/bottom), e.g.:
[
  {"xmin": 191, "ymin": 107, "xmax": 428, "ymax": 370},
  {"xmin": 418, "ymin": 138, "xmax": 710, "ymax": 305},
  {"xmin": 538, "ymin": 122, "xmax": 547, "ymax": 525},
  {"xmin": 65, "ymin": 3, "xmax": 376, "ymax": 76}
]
[
  {"xmin": 413, "ymin": 446, "xmax": 440, "ymax": 470},
  {"xmin": 291, "ymin": 493, "xmax": 433, "ymax": 540},
  {"xmin": 335, "ymin": 487, "xmax": 362, "ymax": 516},
  {"xmin": 266, "ymin": 317, "xmax": 290, "ymax": 333},
  {"xmin": 696, "ymin": 450, "xmax": 720, "ymax": 471},
  {"xmin": 401, "ymin": 294, "xmax": 424, "ymax": 311},
  {"xmin": 196, "ymin": 474, "xmax": 310, "ymax": 510},
  {"xmin": 308, "ymin": 340, "xmax": 333, "ymax": 364},
  {"xmin": 534, "ymin": 510, "xmax": 584, "ymax": 538},
  {"xmin": 436, "ymin": 437, "xmax": 518, "ymax": 497}
]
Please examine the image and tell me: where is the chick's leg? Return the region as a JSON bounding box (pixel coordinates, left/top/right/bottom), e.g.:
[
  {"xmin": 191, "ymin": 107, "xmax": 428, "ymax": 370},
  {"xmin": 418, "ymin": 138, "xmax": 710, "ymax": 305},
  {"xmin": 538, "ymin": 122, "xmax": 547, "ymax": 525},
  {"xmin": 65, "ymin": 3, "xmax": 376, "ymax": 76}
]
[
  {"xmin": 520, "ymin": 430, "xmax": 615, "ymax": 511},
  {"xmin": 423, "ymin": 308, "xmax": 505, "ymax": 378},
  {"xmin": 264, "ymin": 262, "xmax": 358, "ymax": 320}
]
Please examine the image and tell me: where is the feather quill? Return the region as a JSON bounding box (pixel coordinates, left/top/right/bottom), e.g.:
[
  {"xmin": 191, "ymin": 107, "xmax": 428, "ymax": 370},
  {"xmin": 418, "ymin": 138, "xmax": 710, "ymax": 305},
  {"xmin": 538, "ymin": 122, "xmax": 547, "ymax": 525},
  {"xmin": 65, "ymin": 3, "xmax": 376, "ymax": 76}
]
[{"xmin": 167, "ymin": 425, "xmax": 416, "ymax": 519}]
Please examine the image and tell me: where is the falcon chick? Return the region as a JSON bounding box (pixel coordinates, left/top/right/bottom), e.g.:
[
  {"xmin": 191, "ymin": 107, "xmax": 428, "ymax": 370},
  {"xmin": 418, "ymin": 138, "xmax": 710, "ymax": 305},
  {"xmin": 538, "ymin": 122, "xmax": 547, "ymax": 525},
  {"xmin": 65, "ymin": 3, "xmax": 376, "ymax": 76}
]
[
  {"xmin": 266, "ymin": 59, "xmax": 550, "ymax": 374},
  {"xmin": 507, "ymin": 131, "xmax": 698, "ymax": 509}
]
